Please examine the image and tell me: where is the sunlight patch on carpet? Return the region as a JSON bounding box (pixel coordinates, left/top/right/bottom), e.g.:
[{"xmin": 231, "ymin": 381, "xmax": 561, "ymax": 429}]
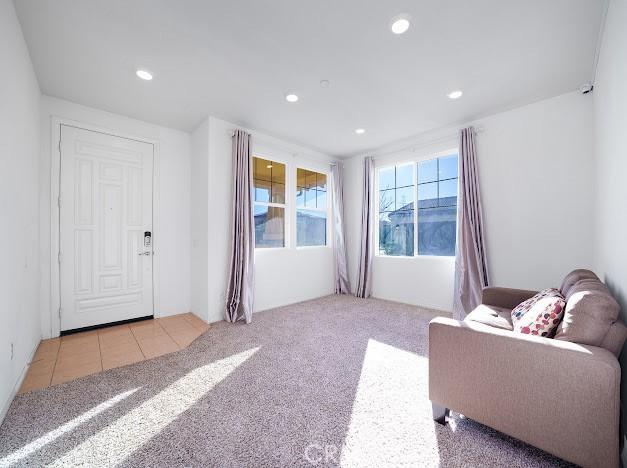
[
  {"xmin": 48, "ymin": 347, "xmax": 260, "ymax": 467},
  {"xmin": 0, "ymin": 388, "xmax": 139, "ymax": 467},
  {"xmin": 340, "ymin": 339, "xmax": 439, "ymax": 467}
]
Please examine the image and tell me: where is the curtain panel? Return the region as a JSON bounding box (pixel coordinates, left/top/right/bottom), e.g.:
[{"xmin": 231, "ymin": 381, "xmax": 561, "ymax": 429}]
[
  {"xmin": 355, "ymin": 157, "xmax": 375, "ymax": 298},
  {"xmin": 330, "ymin": 163, "xmax": 351, "ymax": 294},
  {"xmin": 453, "ymin": 127, "xmax": 490, "ymax": 319},
  {"xmin": 225, "ymin": 130, "xmax": 255, "ymax": 323}
]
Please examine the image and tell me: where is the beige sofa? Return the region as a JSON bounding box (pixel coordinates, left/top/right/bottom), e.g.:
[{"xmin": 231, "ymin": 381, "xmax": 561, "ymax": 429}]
[{"xmin": 429, "ymin": 270, "xmax": 627, "ymax": 468}]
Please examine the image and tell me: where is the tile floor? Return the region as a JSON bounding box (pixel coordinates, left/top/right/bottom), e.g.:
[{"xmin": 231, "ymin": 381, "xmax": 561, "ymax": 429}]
[{"xmin": 19, "ymin": 313, "xmax": 210, "ymax": 394}]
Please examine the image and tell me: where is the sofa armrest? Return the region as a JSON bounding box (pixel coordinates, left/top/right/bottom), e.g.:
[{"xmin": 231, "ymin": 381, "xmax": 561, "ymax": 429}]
[
  {"xmin": 481, "ymin": 286, "xmax": 537, "ymax": 309},
  {"xmin": 428, "ymin": 317, "xmax": 620, "ymax": 468}
]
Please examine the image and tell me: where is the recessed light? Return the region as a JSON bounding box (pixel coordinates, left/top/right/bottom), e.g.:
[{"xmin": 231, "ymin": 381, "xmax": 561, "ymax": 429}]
[
  {"xmin": 285, "ymin": 93, "xmax": 299, "ymax": 103},
  {"xmin": 355, "ymin": 128, "xmax": 366, "ymax": 135},
  {"xmin": 447, "ymin": 90, "xmax": 463, "ymax": 99},
  {"xmin": 390, "ymin": 14, "xmax": 411, "ymax": 34},
  {"xmin": 136, "ymin": 69, "xmax": 153, "ymax": 81}
]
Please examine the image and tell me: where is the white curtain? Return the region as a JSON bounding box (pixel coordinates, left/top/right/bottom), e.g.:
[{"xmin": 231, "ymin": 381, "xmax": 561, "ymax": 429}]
[{"xmin": 330, "ymin": 163, "xmax": 351, "ymax": 294}]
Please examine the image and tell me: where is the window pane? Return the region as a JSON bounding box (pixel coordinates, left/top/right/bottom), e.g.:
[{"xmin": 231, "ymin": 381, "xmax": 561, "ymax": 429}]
[
  {"xmin": 306, "ymin": 172, "xmax": 317, "ymax": 189},
  {"xmin": 305, "ymin": 187, "xmax": 317, "ymax": 207},
  {"xmin": 418, "ymin": 206, "xmax": 457, "ymax": 256},
  {"xmin": 316, "ymin": 173, "xmax": 327, "ymax": 191},
  {"xmin": 395, "ymin": 186, "xmax": 413, "ymax": 210},
  {"xmin": 379, "ymin": 210, "xmax": 414, "ymax": 256},
  {"xmin": 438, "ymin": 154, "xmax": 458, "ymax": 180},
  {"xmin": 379, "ymin": 167, "xmax": 395, "ymax": 191},
  {"xmin": 272, "ymin": 182, "xmax": 285, "ymax": 204},
  {"xmin": 379, "ymin": 189, "xmax": 395, "ymax": 212},
  {"xmin": 254, "ymin": 180, "xmax": 271, "ymax": 203},
  {"xmin": 418, "ymin": 159, "xmax": 437, "ymax": 184},
  {"xmin": 254, "ymin": 157, "xmax": 272, "ymax": 181},
  {"xmin": 317, "ymin": 190, "xmax": 327, "ymax": 209},
  {"xmin": 296, "ymin": 187, "xmax": 305, "ymax": 207},
  {"xmin": 254, "ymin": 205, "xmax": 284, "ymax": 248},
  {"xmin": 439, "ymin": 179, "xmax": 457, "ymax": 204},
  {"xmin": 297, "ymin": 168, "xmax": 308, "ymax": 188},
  {"xmin": 418, "ymin": 182, "xmax": 438, "ymax": 208},
  {"xmin": 396, "ymin": 164, "xmax": 413, "ymax": 187},
  {"xmin": 297, "ymin": 210, "xmax": 327, "ymax": 246},
  {"xmin": 271, "ymin": 161, "xmax": 286, "ymax": 183}
]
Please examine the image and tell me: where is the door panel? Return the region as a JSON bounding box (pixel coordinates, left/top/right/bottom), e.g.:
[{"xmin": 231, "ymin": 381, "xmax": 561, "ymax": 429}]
[{"xmin": 60, "ymin": 125, "xmax": 154, "ymax": 331}]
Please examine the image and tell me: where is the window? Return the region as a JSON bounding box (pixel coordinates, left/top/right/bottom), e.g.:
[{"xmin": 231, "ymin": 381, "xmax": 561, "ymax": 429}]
[
  {"xmin": 377, "ymin": 152, "xmax": 459, "ymax": 257},
  {"xmin": 296, "ymin": 168, "xmax": 327, "ymax": 246},
  {"xmin": 253, "ymin": 156, "xmax": 286, "ymax": 248}
]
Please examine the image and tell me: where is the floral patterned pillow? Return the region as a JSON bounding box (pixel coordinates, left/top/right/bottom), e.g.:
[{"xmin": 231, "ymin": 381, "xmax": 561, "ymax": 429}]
[
  {"xmin": 513, "ymin": 294, "xmax": 566, "ymax": 337},
  {"xmin": 511, "ymin": 288, "xmax": 562, "ymax": 326}
]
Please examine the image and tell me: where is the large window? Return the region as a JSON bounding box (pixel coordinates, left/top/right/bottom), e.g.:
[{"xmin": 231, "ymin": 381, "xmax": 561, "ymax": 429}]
[
  {"xmin": 296, "ymin": 168, "xmax": 327, "ymax": 246},
  {"xmin": 253, "ymin": 156, "xmax": 286, "ymax": 248},
  {"xmin": 377, "ymin": 152, "xmax": 458, "ymax": 257}
]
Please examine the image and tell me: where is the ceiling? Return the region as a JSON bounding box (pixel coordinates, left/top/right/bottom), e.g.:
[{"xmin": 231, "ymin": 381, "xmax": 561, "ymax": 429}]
[{"xmin": 15, "ymin": 0, "xmax": 605, "ymax": 157}]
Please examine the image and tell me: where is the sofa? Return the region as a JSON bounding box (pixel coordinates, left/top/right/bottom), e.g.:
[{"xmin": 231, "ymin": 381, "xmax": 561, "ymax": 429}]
[{"xmin": 429, "ymin": 269, "xmax": 627, "ymax": 468}]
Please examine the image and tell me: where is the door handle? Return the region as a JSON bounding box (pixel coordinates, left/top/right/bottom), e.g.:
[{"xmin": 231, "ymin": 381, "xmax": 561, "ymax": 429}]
[{"xmin": 138, "ymin": 251, "xmax": 152, "ymax": 256}]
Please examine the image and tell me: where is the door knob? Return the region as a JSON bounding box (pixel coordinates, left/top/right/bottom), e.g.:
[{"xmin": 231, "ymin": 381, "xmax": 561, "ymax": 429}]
[{"xmin": 138, "ymin": 251, "xmax": 152, "ymax": 256}]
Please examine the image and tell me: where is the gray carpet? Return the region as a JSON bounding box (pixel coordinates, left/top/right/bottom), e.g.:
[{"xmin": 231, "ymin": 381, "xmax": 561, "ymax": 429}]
[{"xmin": 0, "ymin": 295, "xmax": 572, "ymax": 467}]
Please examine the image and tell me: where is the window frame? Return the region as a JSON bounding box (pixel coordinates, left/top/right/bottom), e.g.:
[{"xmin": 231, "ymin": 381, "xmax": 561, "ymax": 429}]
[
  {"xmin": 374, "ymin": 148, "xmax": 459, "ymax": 259},
  {"xmin": 294, "ymin": 163, "xmax": 332, "ymax": 249},
  {"xmin": 252, "ymin": 152, "xmax": 290, "ymax": 250}
]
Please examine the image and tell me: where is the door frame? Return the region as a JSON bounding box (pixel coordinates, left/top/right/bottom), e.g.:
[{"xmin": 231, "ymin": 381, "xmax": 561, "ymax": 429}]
[{"xmin": 49, "ymin": 116, "xmax": 161, "ymax": 337}]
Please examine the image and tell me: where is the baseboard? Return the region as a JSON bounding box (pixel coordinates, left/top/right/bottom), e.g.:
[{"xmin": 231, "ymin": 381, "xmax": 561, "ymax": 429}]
[{"xmin": 0, "ymin": 338, "xmax": 40, "ymax": 426}]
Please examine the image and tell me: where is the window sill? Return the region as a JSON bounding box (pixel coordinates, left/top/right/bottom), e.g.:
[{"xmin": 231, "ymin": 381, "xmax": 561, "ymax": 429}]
[
  {"xmin": 374, "ymin": 254, "xmax": 455, "ymax": 260},
  {"xmin": 255, "ymin": 247, "xmax": 289, "ymax": 252},
  {"xmin": 295, "ymin": 245, "xmax": 331, "ymax": 251}
]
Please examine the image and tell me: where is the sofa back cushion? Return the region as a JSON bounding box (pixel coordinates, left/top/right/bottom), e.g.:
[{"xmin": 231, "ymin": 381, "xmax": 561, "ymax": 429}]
[
  {"xmin": 602, "ymin": 322, "xmax": 627, "ymax": 357},
  {"xmin": 559, "ymin": 269, "xmax": 598, "ymax": 297},
  {"xmin": 554, "ymin": 279, "xmax": 620, "ymax": 347}
]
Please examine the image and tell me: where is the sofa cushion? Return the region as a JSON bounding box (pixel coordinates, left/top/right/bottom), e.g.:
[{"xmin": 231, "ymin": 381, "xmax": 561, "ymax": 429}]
[
  {"xmin": 601, "ymin": 321, "xmax": 627, "ymax": 357},
  {"xmin": 554, "ymin": 279, "xmax": 620, "ymax": 347},
  {"xmin": 513, "ymin": 295, "xmax": 566, "ymax": 337},
  {"xmin": 511, "ymin": 288, "xmax": 562, "ymax": 327},
  {"xmin": 559, "ymin": 269, "xmax": 598, "ymax": 297},
  {"xmin": 465, "ymin": 304, "xmax": 513, "ymax": 331}
]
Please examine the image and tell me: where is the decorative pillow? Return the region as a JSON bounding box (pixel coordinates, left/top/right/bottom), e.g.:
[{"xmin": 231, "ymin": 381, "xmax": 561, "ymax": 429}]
[
  {"xmin": 513, "ymin": 295, "xmax": 566, "ymax": 337},
  {"xmin": 511, "ymin": 288, "xmax": 562, "ymax": 327}
]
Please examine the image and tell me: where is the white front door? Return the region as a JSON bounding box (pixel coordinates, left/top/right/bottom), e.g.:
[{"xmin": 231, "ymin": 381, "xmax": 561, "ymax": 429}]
[{"xmin": 59, "ymin": 125, "xmax": 154, "ymax": 331}]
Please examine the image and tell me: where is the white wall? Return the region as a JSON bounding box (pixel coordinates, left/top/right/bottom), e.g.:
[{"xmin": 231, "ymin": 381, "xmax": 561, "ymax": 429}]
[
  {"xmin": 591, "ymin": 0, "xmax": 627, "ymax": 457},
  {"xmin": 476, "ymin": 91, "xmax": 595, "ymax": 290},
  {"xmin": 345, "ymin": 91, "xmax": 595, "ymax": 311},
  {"xmin": 39, "ymin": 96, "xmax": 192, "ymax": 338},
  {"xmin": 191, "ymin": 117, "xmax": 335, "ymax": 323},
  {"xmin": 0, "ymin": 0, "xmax": 41, "ymax": 420},
  {"xmin": 190, "ymin": 119, "xmax": 210, "ymax": 322}
]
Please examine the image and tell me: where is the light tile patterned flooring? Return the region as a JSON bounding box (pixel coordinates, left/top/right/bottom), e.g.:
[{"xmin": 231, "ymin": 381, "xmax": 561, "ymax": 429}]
[{"xmin": 19, "ymin": 313, "xmax": 210, "ymax": 394}]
